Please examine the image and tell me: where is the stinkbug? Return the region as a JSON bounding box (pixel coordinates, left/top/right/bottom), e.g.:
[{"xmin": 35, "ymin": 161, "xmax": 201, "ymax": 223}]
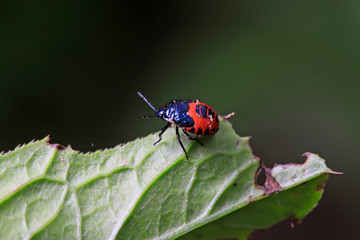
[{"xmin": 137, "ymin": 92, "xmax": 234, "ymax": 160}]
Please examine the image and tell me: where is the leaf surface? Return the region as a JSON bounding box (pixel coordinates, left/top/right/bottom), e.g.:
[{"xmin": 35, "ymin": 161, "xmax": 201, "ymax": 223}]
[{"xmin": 0, "ymin": 120, "xmax": 336, "ymax": 240}]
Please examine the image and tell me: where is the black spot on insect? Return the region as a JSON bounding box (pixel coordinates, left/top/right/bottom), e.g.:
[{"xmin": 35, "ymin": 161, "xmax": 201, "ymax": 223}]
[
  {"xmin": 215, "ymin": 115, "xmax": 219, "ymax": 122},
  {"xmin": 197, "ymin": 128, "xmax": 203, "ymax": 135},
  {"xmin": 195, "ymin": 104, "xmax": 201, "ymax": 117},
  {"xmin": 208, "ymin": 108, "xmax": 214, "ymax": 119},
  {"xmin": 204, "ymin": 129, "xmax": 210, "ymax": 136},
  {"xmin": 188, "ymin": 127, "xmax": 195, "ymax": 134},
  {"xmin": 200, "ymin": 105, "xmax": 208, "ymax": 118},
  {"xmin": 211, "ymin": 128, "xmax": 216, "ymax": 135}
]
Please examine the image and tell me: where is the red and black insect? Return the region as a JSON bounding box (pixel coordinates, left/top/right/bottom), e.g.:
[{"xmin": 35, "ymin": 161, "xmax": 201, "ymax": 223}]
[{"xmin": 137, "ymin": 92, "xmax": 233, "ymax": 160}]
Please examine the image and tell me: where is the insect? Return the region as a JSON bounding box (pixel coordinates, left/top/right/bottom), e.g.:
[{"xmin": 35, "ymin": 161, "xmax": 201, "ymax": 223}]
[{"xmin": 137, "ymin": 91, "xmax": 234, "ymax": 160}]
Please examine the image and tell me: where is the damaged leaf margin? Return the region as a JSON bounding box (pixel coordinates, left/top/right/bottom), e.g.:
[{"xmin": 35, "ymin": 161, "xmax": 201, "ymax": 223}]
[{"xmin": 255, "ymin": 152, "xmax": 341, "ymax": 196}]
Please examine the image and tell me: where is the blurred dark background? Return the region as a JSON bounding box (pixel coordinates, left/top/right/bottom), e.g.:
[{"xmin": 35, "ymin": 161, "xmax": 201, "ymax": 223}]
[{"xmin": 1, "ymin": 0, "xmax": 358, "ymax": 239}]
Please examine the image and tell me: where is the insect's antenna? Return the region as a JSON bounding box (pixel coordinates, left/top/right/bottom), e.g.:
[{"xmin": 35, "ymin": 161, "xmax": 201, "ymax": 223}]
[
  {"xmin": 137, "ymin": 91, "xmax": 156, "ymax": 111},
  {"xmin": 137, "ymin": 115, "xmax": 155, "ymax": 119}
]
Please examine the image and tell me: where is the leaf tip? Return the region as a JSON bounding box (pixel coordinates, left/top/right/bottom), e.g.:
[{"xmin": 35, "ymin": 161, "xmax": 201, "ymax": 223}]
[{"xmin": 302, "ymin": 152, "xmax": 343, "ymax": 175}]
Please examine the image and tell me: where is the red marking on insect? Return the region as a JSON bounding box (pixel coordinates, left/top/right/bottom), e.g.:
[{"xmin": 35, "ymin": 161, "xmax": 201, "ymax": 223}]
[{"xmin": 184, "ymin": 101, "xmax": 219, "ymax": 137}]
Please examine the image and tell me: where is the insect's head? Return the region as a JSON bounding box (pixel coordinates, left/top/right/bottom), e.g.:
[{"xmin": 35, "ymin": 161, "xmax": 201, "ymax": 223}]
[{"xmin": 154, "ymin": 106, "xmax": 166, "ymax": 119}]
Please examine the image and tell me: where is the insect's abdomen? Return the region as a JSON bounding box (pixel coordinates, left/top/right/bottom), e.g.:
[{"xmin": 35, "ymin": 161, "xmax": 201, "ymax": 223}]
[{"xmin": 185, "ymin": 102, "xmax": 219, "ymax": 137}]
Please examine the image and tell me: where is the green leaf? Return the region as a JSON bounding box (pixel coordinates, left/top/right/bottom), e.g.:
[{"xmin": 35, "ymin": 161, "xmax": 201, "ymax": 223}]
[{"xmin": 0, "ymin": 120, "xmax": 337, "ymax": 240}]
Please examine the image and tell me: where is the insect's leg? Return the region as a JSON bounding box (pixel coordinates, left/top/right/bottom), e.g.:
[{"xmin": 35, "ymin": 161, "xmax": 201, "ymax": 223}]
[
  {"xmin": 176, "ymin": 126, "xmax": 189, "ymax": 160},
  {"xmin": 182, "ymin": 129, "xmax": 203, "ymax": 146},
  {"xmin": 154, "ymin": 122, "xmax": 171, "ymax": 145}
]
